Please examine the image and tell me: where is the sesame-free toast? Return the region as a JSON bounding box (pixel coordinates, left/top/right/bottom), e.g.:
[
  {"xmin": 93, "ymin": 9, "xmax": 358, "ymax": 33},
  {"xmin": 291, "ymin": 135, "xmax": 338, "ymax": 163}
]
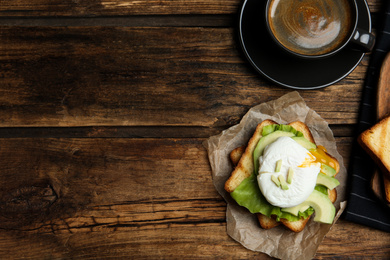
[
  {"xmin": 226, "ymin": 120, "xmax": 340, "ymax": 232},
  {"xmin": 359, "ymin": 115, "xmax": 390, "ymax": 203},
  {"xmin": 225, "ymin": 120, "xmax": 277, "ymax": 193}
]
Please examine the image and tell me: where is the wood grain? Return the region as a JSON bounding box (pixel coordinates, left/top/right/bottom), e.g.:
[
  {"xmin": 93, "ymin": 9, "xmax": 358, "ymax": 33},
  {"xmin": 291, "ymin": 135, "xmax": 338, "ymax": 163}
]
[
  {"xmin": 0, "ymin": 138, "xmax": 388, "ymax": 259},
  {"xmin": 0, "ymin": 0, "xmax": 383, "ymax": 17},
  {"xmin": 1, "ymin": 26, "xmax": 366, "ymax": 128},
  {"xmin": 0, "ymin": 0, "xmax": 240, "ymax": 16},
  {"xmin": 0, "ymin": 0, "xmax": 388, "ymax": 259},
  {"xmin": 0, "ymin": 138, "xmax": 216, "ymax": 229},
  {"xmin": 1, "ymin": 221, "xmax": 389, "ymax": 259}
]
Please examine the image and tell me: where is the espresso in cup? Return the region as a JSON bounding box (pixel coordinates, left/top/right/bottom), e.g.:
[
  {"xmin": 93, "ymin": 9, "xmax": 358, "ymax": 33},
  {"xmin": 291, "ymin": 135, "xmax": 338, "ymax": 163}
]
[{"xmin": 266, "ymin": 0, "xmax": 355, "ymax": 57}]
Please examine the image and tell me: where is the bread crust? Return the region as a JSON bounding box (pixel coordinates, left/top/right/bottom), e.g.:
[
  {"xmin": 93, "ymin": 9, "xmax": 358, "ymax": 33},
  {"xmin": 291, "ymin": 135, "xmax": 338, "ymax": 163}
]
[
  {"xmin": 226, "ymin": 120, "xmax": 339, "ymax": 232},
  {"xmin": 384, "ymin": 175, "xmax": 390, "ymax": 203},
  {"xmin": 359, "ymin": 115, "xmax": 390, "ymax": 179},
  {"xmin": 328, "ymin": 188, "xmax": 337, "ymax": 203},
  {"xmin": 280, "ymin": 216, "xmax": 311, "ymax": 233},
  {"xmin": 229, "ymin": 146, "xmax": 245, "ymax": 167},
  {"xmin": 326, "ymin": 152, "xmax": 340, "ymax": 176},
  {"xmin": 358, "ymin": 115, "xmax": 390, "ymax": 203},
  {"xmin": 224, "ymin": 119, "xmax": 277, "ymax": 193},
  {"xmin": 256, "ymin": 213, "xmax": 280, "ymax": 229}
]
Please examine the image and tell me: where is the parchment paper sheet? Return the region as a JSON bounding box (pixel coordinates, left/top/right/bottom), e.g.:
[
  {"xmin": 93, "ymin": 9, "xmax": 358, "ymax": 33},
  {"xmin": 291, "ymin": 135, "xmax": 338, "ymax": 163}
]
[{"xmin": 203, "ymin": 91, "xmax": 347, "ymax": 260}]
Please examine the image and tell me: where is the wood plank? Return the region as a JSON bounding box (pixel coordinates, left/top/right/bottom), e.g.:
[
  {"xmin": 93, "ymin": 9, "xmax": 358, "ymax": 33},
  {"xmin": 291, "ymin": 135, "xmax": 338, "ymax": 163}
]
[
  {"xmin": 1, "ymin": 26, "xmax": 366, "ymax": 128},
  {"xmin": 1, "ymin": 220, "xmax": 389, "ymax": 259},
  {"xmin": 318, "ymin": 219, "xmax": 390, "ymax": 258},
  {"xmin": 0, "ymin": 126, "xmax": 224, "ymax": 138},
  {"xmin": 0, "ymin": 138, "xmax": 218, "ymax": 231},
  {"xmin": 1, "ymin": 0, "xmax": 240, "ymax": 16},
  {"xmin": 0, "ymin": 138, "xmax": 388, "ymax": 259},
  {"xmin": 0, "ymin": 15, "xmax": 234, "ymax": 27},
  {"xmin": 0, "ymin": 125, "xmax": 356, "ymax": 139},
  {"xmin": 0, "ymin": 0, "xmax": 382, "ymax": 17}
]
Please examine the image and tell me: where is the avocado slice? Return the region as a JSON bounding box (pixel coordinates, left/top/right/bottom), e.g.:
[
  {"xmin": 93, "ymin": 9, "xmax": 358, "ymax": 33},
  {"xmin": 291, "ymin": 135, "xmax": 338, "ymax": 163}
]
[
  {"xmin": 271, "ymin": 175, "xmax": 281, "ymax": 187},
  {"xmin": 287, "ymin": 167, "xmax": 294, "ymax": 184},
  {"xmin": 278, "ymin": 175, "xmax": 289, "ymax": 190},
  {"xmin": 320, "ymin": 163, "xmax": 337, "ymax": 177},
  {"xmin": 253, "ymin": 130, "xmax": 295, "ymax": 174},
  {"xmin": 275, "ymin": 159, "xmax": 283, "ymax": 172},
  {"xmin": 282, "ymin": 189, "xmax": 336, "ymax": 224},
  {"xmin": 316, "ymin": 173, "xmax": 340, "ymax": 190},
  {"xmin": 291, "ymin": 136, "xmax": 316, "ymax": 150},
  {"xmin": 281, "ymin": 203, "xmax": 310, "ymax": 216}
]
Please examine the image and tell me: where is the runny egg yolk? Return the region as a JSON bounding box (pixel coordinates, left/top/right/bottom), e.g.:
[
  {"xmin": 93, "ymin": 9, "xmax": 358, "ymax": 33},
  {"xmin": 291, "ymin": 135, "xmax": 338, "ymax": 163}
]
[
  {"xmin": 298, "ymin": 152, "xmax": 316, "ymax": 168},
  {"xmin": 310, "ymin": 145, "xmax": 338, "ymax": 170}
]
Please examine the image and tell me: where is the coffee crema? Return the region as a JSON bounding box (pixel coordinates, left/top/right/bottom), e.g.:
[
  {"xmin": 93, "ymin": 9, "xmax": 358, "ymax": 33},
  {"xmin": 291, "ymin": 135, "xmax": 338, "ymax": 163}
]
[{"xmin": 267, "ymin": 0, "xmax": 354, "ymax": 56}]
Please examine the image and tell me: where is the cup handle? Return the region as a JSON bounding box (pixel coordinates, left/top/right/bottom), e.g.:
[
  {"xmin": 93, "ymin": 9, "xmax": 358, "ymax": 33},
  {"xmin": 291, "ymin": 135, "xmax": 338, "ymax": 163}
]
[{"xmin": 350, "ymin": 28, "xmax": 375, "ymax": 53}]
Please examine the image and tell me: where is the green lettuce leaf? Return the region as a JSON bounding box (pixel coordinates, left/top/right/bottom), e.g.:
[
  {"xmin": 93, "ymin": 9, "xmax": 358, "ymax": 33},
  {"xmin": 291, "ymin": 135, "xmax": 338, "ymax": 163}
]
[
  {"xmin": 231, "ymin": 174, "xmax": 314, "ymax": 221},
  {"xmin": 262, "ymin": 124, "xmax": 304, "ymax": 137}
]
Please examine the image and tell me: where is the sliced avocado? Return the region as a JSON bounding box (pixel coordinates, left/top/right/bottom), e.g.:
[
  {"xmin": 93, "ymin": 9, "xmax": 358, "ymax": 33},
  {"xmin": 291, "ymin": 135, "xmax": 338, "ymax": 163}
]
[
  {"xmin": 287, "ymin": 167, "xmax": 294, "ymax": 184},
  {"xmin": 320, "ymin": 163, "xmax": 337, "ymax": 177},
  {"xmin": 316, "ymin": 173, "xmax": 340, "ymax": 190},
  {"xmin": 278, "ymin": 175, "xmax": 289, "ymax": 190},
  {"xmin": 253, "ymin": 130, "xmax": 295, "ymax": 174},
  {"xmin": 283, "ymin": 189, "xmax": 336, "ymax": 224},
  {"xmin": 281, "ymin": 203, "xmax": 310, "ymax": 216},
  {"xmin": 314, "ymin": 184, "xmax": 328, "ymax": 195},
  {"xmin": 291, "ymin": 136, "xmax": 316, "ymax": 150},
  {"xmin": 275, "ymin": 159, "xmax": 283, "ymax": 172},
  {"xmin": 271, "ymin": 175, "xmax": 281, "ymax": 187}
]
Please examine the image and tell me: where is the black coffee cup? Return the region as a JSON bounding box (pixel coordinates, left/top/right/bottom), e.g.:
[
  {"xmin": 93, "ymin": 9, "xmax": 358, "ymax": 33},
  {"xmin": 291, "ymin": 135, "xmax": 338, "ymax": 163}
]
[{"xmin": 265, "ymin": 0, "xmax": 375, "ymax": 59}]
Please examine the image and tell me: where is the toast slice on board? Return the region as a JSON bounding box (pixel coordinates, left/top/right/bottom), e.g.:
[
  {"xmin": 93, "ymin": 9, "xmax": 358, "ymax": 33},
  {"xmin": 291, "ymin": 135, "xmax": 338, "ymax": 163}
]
[
  {"xmin": 359, "ymin": 115, "xmax": 390, "ymax": 203},
  {"xmin": 371, "ymin": 171, "xmax": 390, "ymax": 204},
  {"xmin": 370, "ymin": 51, "xmax": 390, "ymax": 204}
]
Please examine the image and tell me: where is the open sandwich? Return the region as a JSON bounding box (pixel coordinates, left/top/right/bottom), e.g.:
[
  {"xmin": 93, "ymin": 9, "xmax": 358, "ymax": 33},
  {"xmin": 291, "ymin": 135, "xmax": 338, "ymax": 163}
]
[{"xmin": 225, "ymin": 120, "xmax": 340, "ymax": 232}]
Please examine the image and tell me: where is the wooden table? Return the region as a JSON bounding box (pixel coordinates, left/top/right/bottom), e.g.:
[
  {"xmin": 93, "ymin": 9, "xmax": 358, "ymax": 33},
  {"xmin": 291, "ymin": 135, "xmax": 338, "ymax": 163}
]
[{"xmin": 0, "ymin": 0, "xmax": 389, "ymax": 259}]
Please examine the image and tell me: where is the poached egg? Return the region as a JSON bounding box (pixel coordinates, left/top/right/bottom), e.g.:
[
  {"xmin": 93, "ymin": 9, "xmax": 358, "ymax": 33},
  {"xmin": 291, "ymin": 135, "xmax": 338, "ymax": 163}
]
[{"xmin": 257, "ymin": 136, "xmax": 320, "ymax": 208}]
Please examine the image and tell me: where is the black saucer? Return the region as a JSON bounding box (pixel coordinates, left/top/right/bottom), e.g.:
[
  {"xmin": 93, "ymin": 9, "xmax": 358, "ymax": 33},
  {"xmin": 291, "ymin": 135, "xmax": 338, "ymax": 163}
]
[{"xmin": 239, "ymin": 0, "xmax": 372, "ymax": 89}]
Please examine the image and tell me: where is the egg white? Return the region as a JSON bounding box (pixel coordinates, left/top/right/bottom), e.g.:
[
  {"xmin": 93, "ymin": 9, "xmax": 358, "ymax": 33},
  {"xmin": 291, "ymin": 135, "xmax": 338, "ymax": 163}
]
[{"xmin": 257, "ymin": 136, "xmax": 320, "ymax": 208}]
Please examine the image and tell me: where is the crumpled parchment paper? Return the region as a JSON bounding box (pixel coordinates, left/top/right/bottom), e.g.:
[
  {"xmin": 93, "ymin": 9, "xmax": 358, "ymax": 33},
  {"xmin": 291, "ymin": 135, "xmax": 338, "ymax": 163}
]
[{"xmin": 203, "ymin": 91, "xmax": 347, "ymax": 260}]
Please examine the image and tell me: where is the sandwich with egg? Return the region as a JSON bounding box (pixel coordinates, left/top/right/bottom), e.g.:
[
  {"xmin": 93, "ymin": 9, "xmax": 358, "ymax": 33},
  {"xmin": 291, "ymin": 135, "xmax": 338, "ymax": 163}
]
[{"xmin": 225, "ymin": 119, "xmax": 340, "ymax": 232}]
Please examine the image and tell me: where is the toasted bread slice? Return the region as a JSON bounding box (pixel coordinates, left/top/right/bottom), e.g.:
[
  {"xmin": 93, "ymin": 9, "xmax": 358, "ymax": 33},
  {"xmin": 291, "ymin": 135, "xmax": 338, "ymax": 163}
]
[
  {"xmin": 256, "ymin": 214, "xmax": 280, "ymax": 229},
  {"xmin": 359, "ymin": 115, "xmax": 390, "ymax": 179},
  {"xmin": 288, "ymin": 121, "xmax": 315, "ymax": 143},
  {"xmin": 226, "ymin": 120, "xmax": 339, "ymax": 232},
  {"xmin": 328, "ymin": 188, "xmax": 337, "ymax": 203},
  {"xmin": 371, "ymin": 170, "xmax": 390, "ymax": 204},
  {"xmin": 326, "ymin": 152, "xmax": 340, "ymax": 176},
  {"xmin": 229, "ymin": 146, "xmax": 245, "ymax": 167},
  {"xmin": 224, "ymin": 119, "xmax": 277, "ymax": 193},
  {"xmin": 385, "ymin": 175, "xmax": 390, "ymax": 203},
  {"xmin": 359, "ymin": 115, "xmax": 390, "ymax": 203},
  {"xmin": 280, "ymin": 216, "xmax": 311, "ymax": 233}
]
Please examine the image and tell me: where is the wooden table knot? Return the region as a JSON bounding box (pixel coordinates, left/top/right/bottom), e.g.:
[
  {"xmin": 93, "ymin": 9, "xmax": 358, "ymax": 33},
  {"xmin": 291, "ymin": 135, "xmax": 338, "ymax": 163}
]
[{"xmin": 0, "ymin": 184, "xmax": 57, "ymax": 217}]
